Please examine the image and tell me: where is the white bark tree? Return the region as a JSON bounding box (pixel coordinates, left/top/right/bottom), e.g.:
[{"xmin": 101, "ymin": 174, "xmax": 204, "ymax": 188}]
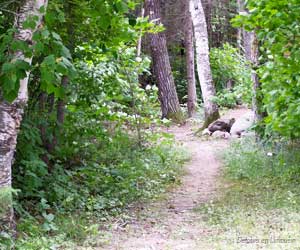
[
  {"xmin": 189, "ymin": 0, "xmax": 219, "ymax": 127},
  {"xmin": 0, "ymin": 0, "xmax": 48, "ymax": 231},
  {"xmin": 184, "ymin": 10, "xmax": 197, "ymax": 118}
]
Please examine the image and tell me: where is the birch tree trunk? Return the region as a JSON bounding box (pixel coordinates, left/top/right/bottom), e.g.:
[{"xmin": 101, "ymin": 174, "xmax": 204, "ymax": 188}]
[
  {"xmin": 145, "ymin": 0, "xmax": 182, "ymax": 121},
  {"xmin": 189, "ymin": 0, "xmax": 219, "ymax": 127},
  {"xmin": 184, "ymin": 10, "xmax": 197, "ymax": 118},
  {"xmin": 0, "ymin": 0, "xmax": 48, "ymax": 231}
]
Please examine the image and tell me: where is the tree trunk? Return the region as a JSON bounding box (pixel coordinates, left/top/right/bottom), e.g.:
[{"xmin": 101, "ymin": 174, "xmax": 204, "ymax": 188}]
[
  {"xmin": 250, "ymin": 32, "xmax": 263, "ymax": 123},
  {"xmin": 0, "ymin": 0, "xmax": 48, "ymax": 232},
  {"xmin": 237, "ymin": 0, "xmax": 252, "ymax": 61},
  {"xmin": 237, "ymin": 0, "xmax": 243, "ymax": 50},
  {"xmin": 185, "ymin": 10, "xmax": 197, "ymax": 118},
  {"xmin": 145, "ymin": 0, "xmax": 183, "ymax": 122},
  {"xmin": 244, "ymin": 31, "xmax": 253, "ymax": 61},
  {"xmin": 202, "ymin": 0, "xmax": 213, "ymax": 44},
  {"xmin": 239, "ymin": 0, "xmax": 264, "ymax": 123},
  {"xmin": 189, "ymin": 0, "xmax": 219, "ymax": 127}
]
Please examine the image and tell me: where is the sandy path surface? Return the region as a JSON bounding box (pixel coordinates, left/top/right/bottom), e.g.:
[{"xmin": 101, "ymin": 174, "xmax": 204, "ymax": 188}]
[{"xmin": 103, "ymin": 108, "xmax": 248, "ymax": 250}]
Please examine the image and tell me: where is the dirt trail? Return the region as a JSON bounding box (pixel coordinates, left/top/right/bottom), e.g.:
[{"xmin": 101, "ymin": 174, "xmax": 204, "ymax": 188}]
[{"xmin": 105, "ymin": 108, "xmax": 248, "ymax": 250}]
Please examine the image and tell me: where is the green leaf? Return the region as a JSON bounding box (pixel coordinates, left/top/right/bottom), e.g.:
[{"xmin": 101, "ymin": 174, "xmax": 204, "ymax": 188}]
[
  {"xmin": 42, "ymin": 55, "xmax": 56, "ymax": 65},
  {"xmin": 51, "ymin": 32, "xmax": 61, "ymax": 41},
  {"xmin": 116, "ymin": 1, "xmax": 129, "ymax": 13},
  {"xmin": 1, "ymin": 62, "xmax": 14, "ymax": 73}
]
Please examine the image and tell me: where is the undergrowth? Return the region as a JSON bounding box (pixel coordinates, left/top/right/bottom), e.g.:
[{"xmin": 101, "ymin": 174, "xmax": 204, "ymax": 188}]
[
  {"xmin": 1, "ymin": 134, "xmax": 188, "ymax": 250},
  {"xmin": 194, "ymin": 138, "xmax": 300, "ymax": 250}
]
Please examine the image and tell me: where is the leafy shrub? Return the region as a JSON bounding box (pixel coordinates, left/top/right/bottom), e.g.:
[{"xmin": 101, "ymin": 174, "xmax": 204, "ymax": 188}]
[
  {"xmin": 9, "ymin": 138, "xmax": 187, "ymax": 250},
  {"xmin": 233, "ymin": 0, "xmax": 300, "ymax": 138},
  {"xmin": 211, "ymin": 89, "xmax": 238, "ymax": 108},
  {"xmin": 12, "ymin": 43, "xmax": 188, "ymax": 242},
  {"xmin": 210, "ymin": 43, "xmax": 252, "ymax": 107}
]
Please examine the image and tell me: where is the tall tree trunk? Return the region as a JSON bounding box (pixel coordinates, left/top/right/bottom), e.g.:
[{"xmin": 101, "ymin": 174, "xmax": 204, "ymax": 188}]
[
  {"xmin": 0, "ymin": 0, "xmax": 48, "ymax": 232},
  {"xmin": 237, "ymin": 0, "xmax": 243, "ymax": 50},
  {"xmin": 202, "ymin": 0, "xmax": 213, "ymax": 45},
  {"xmin": 250, "ymin": 32, "xmax": 263, "ymax": 123},
  {"xmin": 48, "ymin": 75, "xmax": 69, "ymax": 168},
  {"xmin": 244, "ymin": 31, "xmax": 253, "ymax": 61},
  {"xmin": 239, "ymin": 0, "xmax": 264, "ymax": 124},
  {"xmin": 237, "ymin": 0, "xmax": 252, "ymax": 61},
  {"xmin": 145, "ymin": 0, "xmax": 182, "ymax": 121},
  {"xmin": 185, "ymin": 10, "xmax": 197, "ymax": 118},
  {"xmin": 189, "ymin": 0, "xmax": 219, "ymax": 127}
]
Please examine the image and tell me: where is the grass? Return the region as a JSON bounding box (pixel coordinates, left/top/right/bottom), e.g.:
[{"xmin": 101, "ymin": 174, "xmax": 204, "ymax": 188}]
[
  {"xmin": 194, "ymin": 138, "xmax": 300, "ymax": 250},
  {"xmin": 4, "ymin": 138, "xmax": 189, "ymax": 250},
  {"xmin": 14, "ymin": 215, "xmax": 113, "ymax": 250}
]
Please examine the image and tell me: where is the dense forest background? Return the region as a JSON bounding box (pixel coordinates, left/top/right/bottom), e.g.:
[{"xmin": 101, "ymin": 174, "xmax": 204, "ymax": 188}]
[{"xmin": 1, "ymin": 0, "xmax": 300, "ymax": 249}]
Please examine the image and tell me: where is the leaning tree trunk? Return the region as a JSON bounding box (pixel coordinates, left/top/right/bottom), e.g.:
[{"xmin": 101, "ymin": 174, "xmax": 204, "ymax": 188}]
[
  {"xmin": 184, "ymin": 10, "xmax": 197, "ymax": 118},
  {"xmin": 145, "ymin": 0, "xmax": 182, "ymax": 121},
  {"xmin": 189, "ymin": 0, "xmax": 219, "ymax": 127},
  {"xmin": 0, "ymin": 0, "xmax": 48, "ymax": 232}
]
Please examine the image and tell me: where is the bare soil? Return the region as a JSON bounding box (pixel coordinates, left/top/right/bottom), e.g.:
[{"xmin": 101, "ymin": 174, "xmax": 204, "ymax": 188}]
[{"xmin": 103, "ymin": 107, "xmax": 248, "ymax": 250}]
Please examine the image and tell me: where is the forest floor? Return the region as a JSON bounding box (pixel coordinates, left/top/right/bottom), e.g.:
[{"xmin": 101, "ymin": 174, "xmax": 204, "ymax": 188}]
[{"xmin": 100, "ymin": 107, "xmax": 248, "ymax": 250}]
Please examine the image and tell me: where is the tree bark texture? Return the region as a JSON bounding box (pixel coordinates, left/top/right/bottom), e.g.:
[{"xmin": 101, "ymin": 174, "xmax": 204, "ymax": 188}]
[
  {"xmin": 238, "ymin": 0, "xmax": 264, "ymax": 123},
  {"xmin": 237, "ymin": 0, "xmax": 243, "ymax": 50},
  {"xmin": 237, "ymin": 0, "xmax": 252, "ymax": 61},
  {"xmin": 250, "ymin": 32, "xmax": 263, "ymax": 123},
  {"xmin": 0, "ymin": 0, "xmax": 48, "ymax": 231},
  {"xmin": 145, "ymin": 0, "xmax": 182, "ymax": 121},
  {"xmin": 189, "ymin": 0, "xmax": 219, "ymax": 127},
  {"xmin": 184, "ymin": 10, "xmax": 197, "ymax": 118},
  {"xmin": 202, "ymin": 0, "xmax": 213, "ymax": 44}
]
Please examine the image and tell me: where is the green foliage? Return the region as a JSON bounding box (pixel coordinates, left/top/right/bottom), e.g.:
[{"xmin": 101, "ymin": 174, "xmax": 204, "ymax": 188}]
[
  {"xmin": 8, "ymin": 141, "xmax": 187, "ymax": 250},
  {"xmin": 4, "ymin": 3, "xmax": 189, "ymax": 250},
  {"xmin": 0, "ymin": 187, "xmax": 13, "ymax": 217},
  {"xmin": 212, "ymin": 89, "xmax": 238, "ymax": 108},
  {"xmin": 233, "ymin": 0, "xmax": 300, "ymax": 138},
  {"xmin": 0, "ymin": 26, "xmax": 74, "ymax": 101},
  {"xmin": 0, "ymin": 1, "xmax": 189, "ymax": 249},
  {"xmin": 210, "ymin": 43, "xmax": 252, "ymax": 107}
]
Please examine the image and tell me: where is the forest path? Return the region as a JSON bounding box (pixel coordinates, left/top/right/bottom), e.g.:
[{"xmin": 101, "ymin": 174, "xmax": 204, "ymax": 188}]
[{"xmin": 104, "ymin": 107, "xmax": 248, "ymax": 250}]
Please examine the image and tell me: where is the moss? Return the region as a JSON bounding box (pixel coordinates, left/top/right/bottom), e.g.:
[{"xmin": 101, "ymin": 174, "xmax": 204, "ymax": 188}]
[
  {"xmin": 195, "ymin": 110, "xmax": 220, "ymax": 134},
  {"xmin": 0, "ymin": 187, "xmax": 12, "ymax": 217},
  {"xmin": 202, "ymin": 111, "xmax": 220, "ymax": 128},
  {"xmin": 167, "ymin": 110, "xmax": 186, "ymax": 124}
]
